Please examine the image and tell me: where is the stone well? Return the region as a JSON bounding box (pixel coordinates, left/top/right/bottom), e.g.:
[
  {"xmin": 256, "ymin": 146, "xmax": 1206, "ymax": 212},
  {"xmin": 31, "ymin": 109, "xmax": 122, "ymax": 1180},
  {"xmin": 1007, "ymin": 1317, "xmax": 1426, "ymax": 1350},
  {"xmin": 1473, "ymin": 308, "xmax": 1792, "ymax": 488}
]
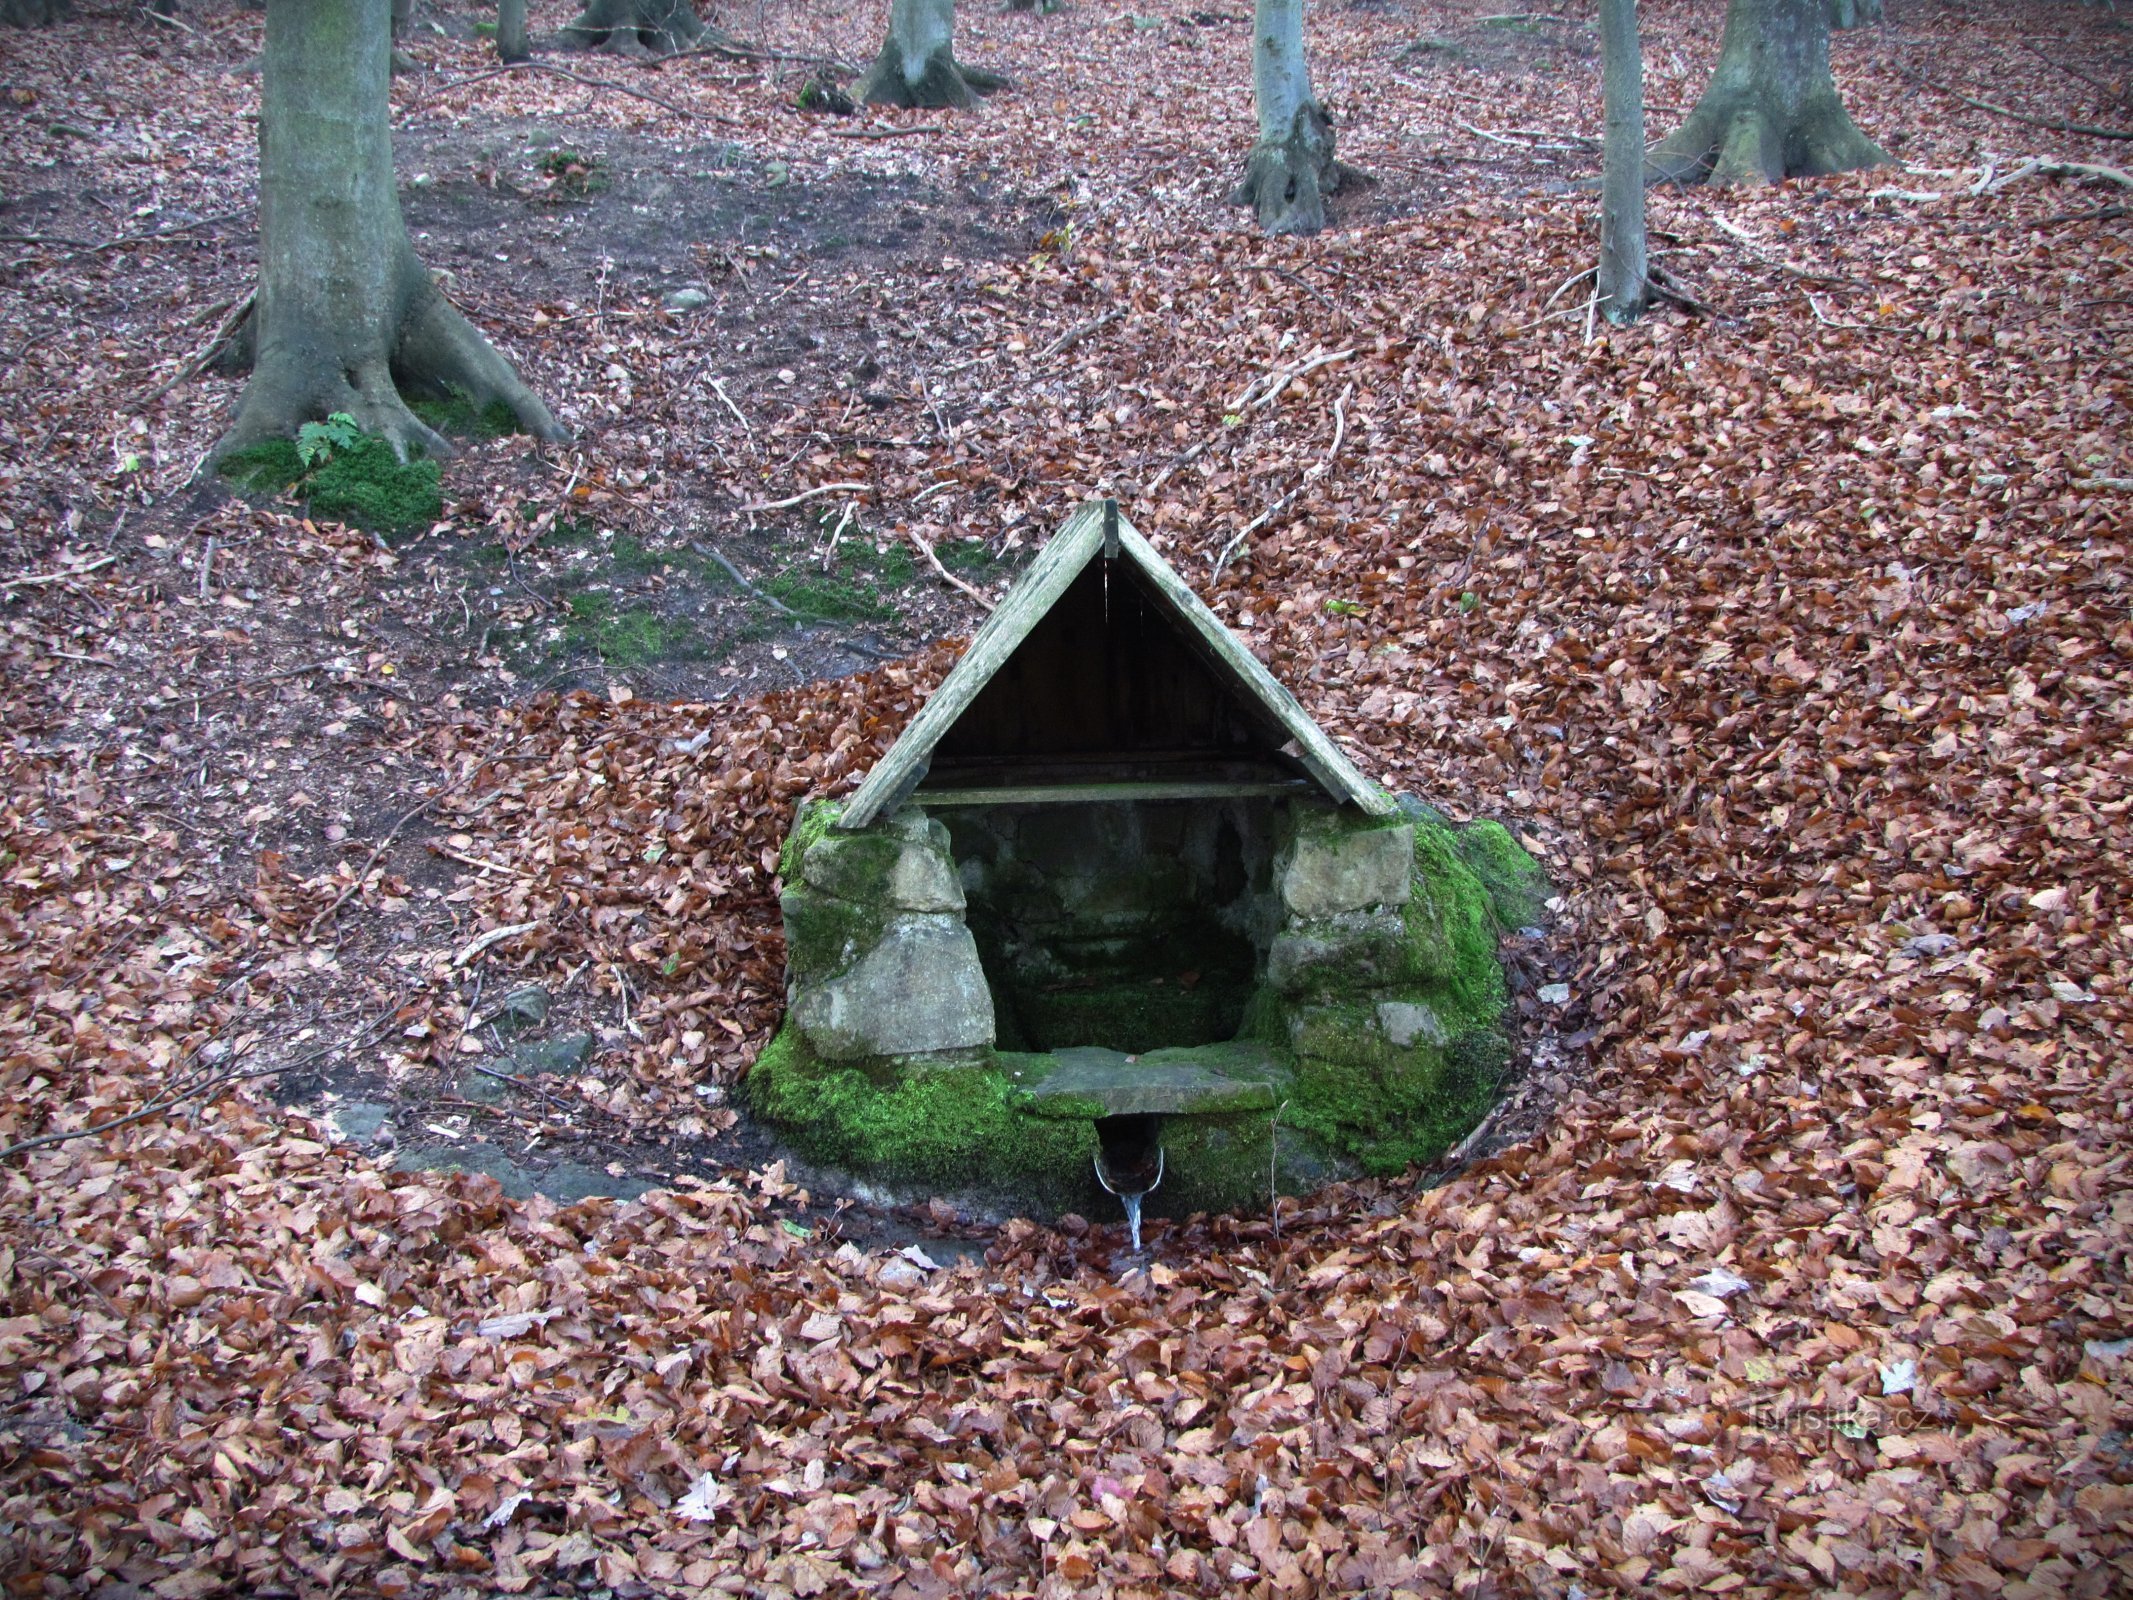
[{"xmin": 748, "ymin": 502, "xmax": 1547, "ymax": 1218}]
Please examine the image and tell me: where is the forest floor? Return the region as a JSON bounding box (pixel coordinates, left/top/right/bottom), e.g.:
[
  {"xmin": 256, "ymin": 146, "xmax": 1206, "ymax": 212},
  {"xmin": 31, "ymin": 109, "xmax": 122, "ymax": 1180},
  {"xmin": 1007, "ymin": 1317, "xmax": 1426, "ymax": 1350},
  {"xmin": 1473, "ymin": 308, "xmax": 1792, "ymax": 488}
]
[{"xmin": 1, "ymin": 0, "xmax": 2130, "ymax": 1594}]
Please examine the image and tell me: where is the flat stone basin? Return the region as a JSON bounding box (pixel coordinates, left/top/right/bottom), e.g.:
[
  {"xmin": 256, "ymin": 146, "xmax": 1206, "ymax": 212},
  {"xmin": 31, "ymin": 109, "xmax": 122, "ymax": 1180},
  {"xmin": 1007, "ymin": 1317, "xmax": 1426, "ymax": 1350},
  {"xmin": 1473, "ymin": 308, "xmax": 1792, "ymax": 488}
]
[{"xmin": 1008, "ymin": 1040, "xmax": 1292, "ymax": 1119}]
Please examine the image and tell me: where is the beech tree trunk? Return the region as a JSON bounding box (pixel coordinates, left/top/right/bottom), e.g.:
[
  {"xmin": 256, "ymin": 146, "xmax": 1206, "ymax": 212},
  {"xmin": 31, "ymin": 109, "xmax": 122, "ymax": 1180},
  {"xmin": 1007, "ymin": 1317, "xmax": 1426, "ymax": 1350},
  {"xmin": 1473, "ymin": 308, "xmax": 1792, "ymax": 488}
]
[
  {"xmin": 1827, "ymin": 0, "xmax": 1881, "ymax": 27},
  {"xmin": 0, "ymin": 0, "xmax": 69, "ymax": 24},
  {"xmin": 1650, "ymin": 0, "xmax": 1886, "ymax": 185},
  {"xmin": 858, "ymin": 0, "xmax": 1005, "ymax": 109},
  {"xmin": 562, "ymin": 0, "xmax": 704, "ymax": 58},
  {"xmin": 1597, "ymin": 0, "xmax": 1647, "ymax": 324},
  {"xmin": 498, "ymin": 0, "xmax": 530, "ymax": 62},
  {"xmin": 217, "ymin": 0, "xmax": 562, "ymax": 460},
  {"xmin": 1232, "ymin": 0, "xmax": 1352, "ymax": 234}
]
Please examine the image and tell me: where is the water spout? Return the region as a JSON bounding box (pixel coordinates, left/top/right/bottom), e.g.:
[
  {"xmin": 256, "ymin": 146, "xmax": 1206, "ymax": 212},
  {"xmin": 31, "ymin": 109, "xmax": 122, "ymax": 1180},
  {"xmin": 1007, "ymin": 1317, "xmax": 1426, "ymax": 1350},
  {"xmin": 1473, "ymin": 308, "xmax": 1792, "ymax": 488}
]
[{"xmin": 1094, "ymin": 1113, "xmax": 1165, "ymax": 1252}]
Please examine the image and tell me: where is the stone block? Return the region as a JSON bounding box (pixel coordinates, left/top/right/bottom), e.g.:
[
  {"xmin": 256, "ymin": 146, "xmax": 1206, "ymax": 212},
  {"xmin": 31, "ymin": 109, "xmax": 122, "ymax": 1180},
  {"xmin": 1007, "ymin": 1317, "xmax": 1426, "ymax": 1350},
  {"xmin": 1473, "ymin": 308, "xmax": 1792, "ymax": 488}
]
[
  {"xmin": 1280, "ymin": 820, "xmax": 1414, "ymax": 918},
  {"xmin": 1266, "ymin": 907, "xmax": 1408, "ymax": 995},
  {"xmin": 791, "ymin": 914, "xmax": 995, "ymax": 1061},
  {"xmin": 1376, "ymin": 1000, "xmax": 1449, "ymax": 1049}
]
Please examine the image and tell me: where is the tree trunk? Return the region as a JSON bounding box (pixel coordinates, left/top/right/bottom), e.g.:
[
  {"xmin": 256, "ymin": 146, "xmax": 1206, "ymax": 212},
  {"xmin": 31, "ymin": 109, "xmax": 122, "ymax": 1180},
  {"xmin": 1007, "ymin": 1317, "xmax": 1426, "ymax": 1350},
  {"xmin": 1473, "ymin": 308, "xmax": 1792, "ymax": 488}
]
[
  {"xmin": 0, "ymin": 0, "xmax": 69, "ymax": 24},
  {"xmin": 217, "ymin": 0, "xmax": 562, "ymax": 460},
  {"xmin": 562, "ymin": 0, "xmax": 704, "ymax": 58},
  {"xmin": 858, "ymin": 0, "xmax": 1005, "ymax": 109},
  {"xmin": 1827, "ymin": 0, "xmax": 1881, "ymax": 27},
  {"xmin": 1597, "ymin": 0, "xmax": 1647, "ymax": 324},
  {"xmin": 1232, "ymin": 0, "xmax": 1351, "ymax": 234},
  {"xmin": 497, "ymin": 0, "xmax": 530, "ymax": 62},
  {"xmin": 1650, "ymin": 0, "xmax": 1886, "ymax": 185}
]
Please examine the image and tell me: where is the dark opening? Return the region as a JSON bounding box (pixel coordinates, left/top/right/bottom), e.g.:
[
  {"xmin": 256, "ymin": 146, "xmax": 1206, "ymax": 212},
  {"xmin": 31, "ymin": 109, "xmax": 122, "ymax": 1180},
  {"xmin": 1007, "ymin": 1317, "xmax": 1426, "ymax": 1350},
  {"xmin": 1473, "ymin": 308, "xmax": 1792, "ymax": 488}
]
[
  {"xmin": 927, "ymin": 557, "xmax": 1309, "ymax": 789},
  {"xmin": 941, "ymin": 798, "xmax": 1281, "ymax": 1054},
  {"xmin": 1094, "ymin": 1113, "xmax": 1166, "ymax": 1196}
]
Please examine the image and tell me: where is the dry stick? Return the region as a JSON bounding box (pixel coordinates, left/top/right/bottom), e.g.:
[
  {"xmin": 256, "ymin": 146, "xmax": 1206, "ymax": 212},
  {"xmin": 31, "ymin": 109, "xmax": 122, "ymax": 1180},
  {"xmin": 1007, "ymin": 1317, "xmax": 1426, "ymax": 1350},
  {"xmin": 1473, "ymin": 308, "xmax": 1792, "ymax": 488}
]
[
  {"xmin": 742, "ymin": 481, "xmax": 870, "ymax": 512},
  {"xmin": 305, "ymin": 733, "xmax": 527, "ymax": 938},
  {"xmin": 1912, "ymin": 76, "xmax": 2133, "ymax": 141},
  {"xmin": 2003, "ymin": 159, "xmax": 2133, "ymax": 190},
  {"xmin": 831, "ymin": 124, "xmax": 946, "ymax": 140},
  {"xmin": 0, "ymin": 1003, "xmax": 401, "ymax": 1163},
  {"xmin": 1211, "ymin": 483, "xmax": 1306, "ymax": 580},
  {"xmin": 147, "ymin": 660, "xmax": 337, "ymax": 712},
  {"xmin": 421, "ymin": 61, "xmax": 730, "ymax": 125},
  {"xmin": 2017, "ymin": 39, "xmax": 2127, "ymax": 109},
  {"xmin": 197, "ymin": 536, "xmax": 215, "ymax": 604},
  {"xmin": 2, "ymin": 555, "xmax": 118, "ymax": 593},
  {"xmin": 1039, "ymin": 309, "xmax": 1125, "ymax": 360},
  {"xmin": 1144, "ymin": 438, "xmax": 1213, "ymax": 498},
  {"xmin": 126, "ymin": 289, "xmax": 255, "ymax": 409},
  {"xmin": 691, "ymin": 541, "xmax": 798, "ymax": 616},
  {"xmin": 816, "ymin": 501, "xmax": 855, "ymax": 572},
  {"xmin": 453, "ymin": 920, "xmax": 541, "ymax": 968},
  {"xmin": 1235, "ymin": 347, "xmax": 1357, "ymax": 412},
  {"xmin": 910, "ymin": 529, "xmax": 996, "ymax": 611}
]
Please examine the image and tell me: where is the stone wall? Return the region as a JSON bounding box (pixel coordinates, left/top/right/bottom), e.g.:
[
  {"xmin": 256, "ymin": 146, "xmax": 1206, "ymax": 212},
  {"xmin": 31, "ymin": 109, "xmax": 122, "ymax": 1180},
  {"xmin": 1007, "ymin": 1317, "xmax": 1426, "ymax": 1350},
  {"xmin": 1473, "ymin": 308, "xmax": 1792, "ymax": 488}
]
[{"xmin": 755, "ymin": 794, "xmax": 1549, "ymax": 1218}]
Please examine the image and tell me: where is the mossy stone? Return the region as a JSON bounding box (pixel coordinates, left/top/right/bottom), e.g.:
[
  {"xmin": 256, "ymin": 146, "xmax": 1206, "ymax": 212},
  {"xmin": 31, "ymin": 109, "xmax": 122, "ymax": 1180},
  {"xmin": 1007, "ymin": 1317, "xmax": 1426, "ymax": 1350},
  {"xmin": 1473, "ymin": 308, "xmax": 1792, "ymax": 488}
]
[
  {"xmin": 779, "ymin": 886, "xmax": 889, "ymax": 985},
  {"xmin": 1280, "ymin": 811, "xmax": 1414, "ymax": 918},
  {"xmin": 1454, "ymin": 818, "xmax": 1552, "ymax": 931}
]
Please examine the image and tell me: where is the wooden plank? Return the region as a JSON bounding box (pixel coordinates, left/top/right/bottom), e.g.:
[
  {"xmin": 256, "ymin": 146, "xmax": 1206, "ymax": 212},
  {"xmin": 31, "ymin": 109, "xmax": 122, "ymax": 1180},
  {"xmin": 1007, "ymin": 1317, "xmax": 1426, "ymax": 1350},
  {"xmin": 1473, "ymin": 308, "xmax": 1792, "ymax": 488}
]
[
  {"xmin": 838, "ymin": 502, "xmax": 1108, "ymax": 827},
  {"xmin": 913, "ymin": 780, "xmax": 1315, "ymax": 807},
  {"xmin": 1112, "ymin": 518, "xmax": 1396, "ymax": 816}
]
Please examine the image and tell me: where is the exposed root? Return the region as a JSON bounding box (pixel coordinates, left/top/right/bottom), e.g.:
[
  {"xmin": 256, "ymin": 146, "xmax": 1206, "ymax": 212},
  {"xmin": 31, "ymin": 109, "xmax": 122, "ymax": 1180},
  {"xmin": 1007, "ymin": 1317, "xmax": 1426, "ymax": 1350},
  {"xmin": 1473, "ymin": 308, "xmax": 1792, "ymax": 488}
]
[
  {"xmin": 210, "ymin": 269, "xmax": 563, "ymax": 469},
  {"xmin": 1231, "ymin": 104, "xmax": 1362, "ymax": 235},
  {"xmin": 561, "ymin": 0, "xmax": 705, "ymax": 58},
  {"xmin": 1650, "ymin": 89, "xmax": 1886, "ymax": 187},
  {"xmin": 857, "ymin": 41, "xmax": 1006, "ymax": 109}
]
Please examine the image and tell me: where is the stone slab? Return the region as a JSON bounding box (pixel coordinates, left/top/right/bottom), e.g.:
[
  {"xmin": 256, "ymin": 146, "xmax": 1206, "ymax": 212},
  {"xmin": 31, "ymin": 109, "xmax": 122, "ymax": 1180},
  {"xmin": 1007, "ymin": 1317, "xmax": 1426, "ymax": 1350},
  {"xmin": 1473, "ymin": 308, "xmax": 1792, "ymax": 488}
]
[
  {"xmin": 1013, "ymin": 1040, "xmax": 1291, "ymax": 1119},
  {"xmin": 1282, "ymin": 821, "xmax": 1415, "ymax": 919}
]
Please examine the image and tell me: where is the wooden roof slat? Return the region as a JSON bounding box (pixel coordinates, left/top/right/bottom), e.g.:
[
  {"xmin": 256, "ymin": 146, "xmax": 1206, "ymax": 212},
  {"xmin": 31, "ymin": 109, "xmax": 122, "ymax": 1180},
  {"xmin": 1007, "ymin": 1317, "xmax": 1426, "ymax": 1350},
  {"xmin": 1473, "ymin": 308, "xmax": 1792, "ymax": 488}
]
[{"xmin": 837, "ymin": 501, "xmax": 1391, "ymax": 829}]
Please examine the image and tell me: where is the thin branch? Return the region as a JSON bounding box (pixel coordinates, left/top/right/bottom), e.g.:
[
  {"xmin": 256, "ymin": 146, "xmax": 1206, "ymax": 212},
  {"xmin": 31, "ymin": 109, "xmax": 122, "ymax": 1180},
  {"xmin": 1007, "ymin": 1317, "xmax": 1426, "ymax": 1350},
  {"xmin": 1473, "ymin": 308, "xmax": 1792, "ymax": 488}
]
[
  {"xmin": 1040, "ymin": 309, "xmax": 1125, "ymax": 360},
  {"xmin": 305, "ymin": 731, "xmax": 531, "ymax": 938},
  {"xmin": 1, "ymin": 555, "xmax": 118, "ymax": 593},
  {"xmin": 910, "ymin": 529, "xmax": 996, "ymax": 611},
  {"xmin": 0, "ymin": 1001, "xmax": 402, "ymax": 1163},
  {"xmin": 691, "ymin": 542, "xmax": 798, "ymax": 616},
  {"xmin": 741, "ymin": 481, "xmax": 870, "ymax": 512},
  {"xmin": 417, "ymin": 62, "xmax": 737, "ymax": 126},
  {"xmin": 1211, "ymin": 483, "xmax": 1307, "ymax": 580},
  {"xmin": 830, "ymin": 124, "xmax": 946, "ymax": 140},
  {"xmin": 1910, "ymin": 74, "xmax": 2133, "ymax": 141},
  {"xmin": 126, "ymin": 290, "xmax": 256, "ymax": 409},
  {"xmin": 146, "ymin": 659, "xmax": 338, "ymax": 712}
]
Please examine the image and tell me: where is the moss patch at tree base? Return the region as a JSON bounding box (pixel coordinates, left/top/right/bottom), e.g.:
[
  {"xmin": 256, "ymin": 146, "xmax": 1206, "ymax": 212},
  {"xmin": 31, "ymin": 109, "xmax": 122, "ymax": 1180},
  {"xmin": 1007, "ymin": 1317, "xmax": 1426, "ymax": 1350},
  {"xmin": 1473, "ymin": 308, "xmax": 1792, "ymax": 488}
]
[{"xmin": 219, "ymin": 434, "xmax": 443, "ymax": 538}]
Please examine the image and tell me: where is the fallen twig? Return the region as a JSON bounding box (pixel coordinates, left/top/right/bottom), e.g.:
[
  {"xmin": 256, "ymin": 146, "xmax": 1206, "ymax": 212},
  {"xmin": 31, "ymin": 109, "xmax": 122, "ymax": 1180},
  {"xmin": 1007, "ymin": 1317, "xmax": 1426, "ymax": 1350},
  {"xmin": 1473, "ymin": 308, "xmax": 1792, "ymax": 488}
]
[
  {"xmin": 1233, "ymin": 347, "xmax": 1357, "ymax": 412},
  {"xmin": 127, "ymin": 289, "xmax": 256, "ymax": 409},
  {"xmin": 691, "ymin": 542, "xmax": 799, "ymax": 616},
  {"xmin": 1039, "ymin": 309, "xmax": 1125, "ymax": 360},
  {"xmin": 742, "ymin": 481, "xmax": 870, "ymax": 512},
  {"xmin": 306, "ymin": 730, "xmax": 531, "ymax": 938},
  {"xmin": 146, "ymin": 659, "xmax": 338, "ymax": 711},
  {"xmin": 1210, "ymin": 482, "xmax": 1308, "ymax": 579},
  {"xmin": 1910, "ymin": 74, "xmax": 2133, "ymax": 141},
  {"xmin": 910, "ymin": 529, "xmax": 996, "ymax": 611},
  {"xmin": 0, "ymin": 1001, "xmax": 403, "ymax": 1163},
  {"xmin": 420, "ymin": 61, "xmax": 736, "ymax": 125},
  {"xmin": 830, "ymin": 124, "xmax": 946, "ymax": 140},
  {"xmin": 2, "ymin": 554, "xmax": 118, "ymax": 593}
]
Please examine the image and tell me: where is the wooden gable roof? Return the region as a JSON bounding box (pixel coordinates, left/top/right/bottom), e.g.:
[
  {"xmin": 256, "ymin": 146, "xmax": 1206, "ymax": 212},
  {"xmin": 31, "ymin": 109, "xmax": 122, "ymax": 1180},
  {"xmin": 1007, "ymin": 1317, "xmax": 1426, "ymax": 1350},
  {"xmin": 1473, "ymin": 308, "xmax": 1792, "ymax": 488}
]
[{"xmin": 838, "ymin": 500, "xmax": 1393, "ymax": 829}]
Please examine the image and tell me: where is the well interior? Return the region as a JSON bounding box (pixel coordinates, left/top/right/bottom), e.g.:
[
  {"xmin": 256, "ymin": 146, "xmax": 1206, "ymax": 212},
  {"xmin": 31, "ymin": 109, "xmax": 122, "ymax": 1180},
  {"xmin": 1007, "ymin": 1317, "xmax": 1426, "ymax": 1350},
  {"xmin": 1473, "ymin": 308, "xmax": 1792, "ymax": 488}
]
[{"xmin": 940, "ymin": 798, "xmax": 1284, "ymax": 1054}]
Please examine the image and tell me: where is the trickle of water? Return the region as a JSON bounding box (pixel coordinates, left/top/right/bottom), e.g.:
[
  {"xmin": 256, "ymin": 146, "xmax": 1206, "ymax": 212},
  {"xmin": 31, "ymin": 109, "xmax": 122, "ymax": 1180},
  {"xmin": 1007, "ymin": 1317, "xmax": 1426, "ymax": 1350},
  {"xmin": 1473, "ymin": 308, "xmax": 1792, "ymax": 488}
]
[{"xmin": 1122, "ymin": 1192, "xmax": 1144, "ymax": 1253}]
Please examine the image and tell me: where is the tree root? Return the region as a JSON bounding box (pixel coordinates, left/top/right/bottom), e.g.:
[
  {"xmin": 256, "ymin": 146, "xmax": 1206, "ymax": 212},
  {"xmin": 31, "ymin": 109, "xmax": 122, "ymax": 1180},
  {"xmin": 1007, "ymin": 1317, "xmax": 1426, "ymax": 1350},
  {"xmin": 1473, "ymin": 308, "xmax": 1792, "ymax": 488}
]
[
  {"xmin": 211, "ymin": 271, "xmax": 563, "ymax": 467},
  {"xmin": 1232, "ymin": 104, "xmax": 1362, "ymax": 235},
  {"xmin": 1650, "ymin": 90, "xmax": 1886, "ymax": 187},
  {"xmin": 857, "ymin": 41, "xmax": 1006, "ymax": 109},
  {"xmin": 561, "ymin": 0, "xmax": 705, "ymax": 58}
]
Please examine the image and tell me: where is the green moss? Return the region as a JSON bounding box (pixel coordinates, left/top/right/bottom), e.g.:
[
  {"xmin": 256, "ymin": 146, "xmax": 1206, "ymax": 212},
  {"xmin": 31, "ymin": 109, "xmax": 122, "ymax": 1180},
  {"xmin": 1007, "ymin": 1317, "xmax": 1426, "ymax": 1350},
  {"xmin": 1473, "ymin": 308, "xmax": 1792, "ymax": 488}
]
[
  {"xmin": 220, "ymin": 433, "xmax": 441, "ymax": 536},
  {"xmin": 780, "ymin": 887, "xmax": 887, "ymax": 982},
  {"xmin": 564, "ymin": 593, "xmax": 699, "ymax": 667},
  {"xmin": 1454, "ymin": 818, "xmax": 1552, "ymax": 932},
  {"xmin": 1403, "ymin": 818, "xmax": 1509, "ymax": 1020},
  {"xmin": 935, "ymin": 538, "xmax": 999, "ymax": 573},
  {"xmin": 748, "ymin": 1025, "xmax": 1097, "ymax": 1207},
  {"xmin": 1281, "ymin": 1002, "xmax": 1503, "ymax": 1175},
  {"xmin": 779, "ymin": 798, "xmax": 845, "ymax": 883},
  {"xmin": 765, "ymin": 542, "xmax": 915, "ymax": 623},
  {"xmin": 410, "ymin": 388, "xmax": 520, "ymax": 441}
]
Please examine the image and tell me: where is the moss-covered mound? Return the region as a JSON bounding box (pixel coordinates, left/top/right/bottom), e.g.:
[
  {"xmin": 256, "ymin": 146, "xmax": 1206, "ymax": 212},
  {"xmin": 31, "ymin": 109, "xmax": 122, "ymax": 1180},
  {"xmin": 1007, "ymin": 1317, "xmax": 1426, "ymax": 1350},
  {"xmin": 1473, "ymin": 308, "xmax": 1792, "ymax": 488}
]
[{"xmin": 221, "ymin": 433, "xmax": 442, "ymax": 537}]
